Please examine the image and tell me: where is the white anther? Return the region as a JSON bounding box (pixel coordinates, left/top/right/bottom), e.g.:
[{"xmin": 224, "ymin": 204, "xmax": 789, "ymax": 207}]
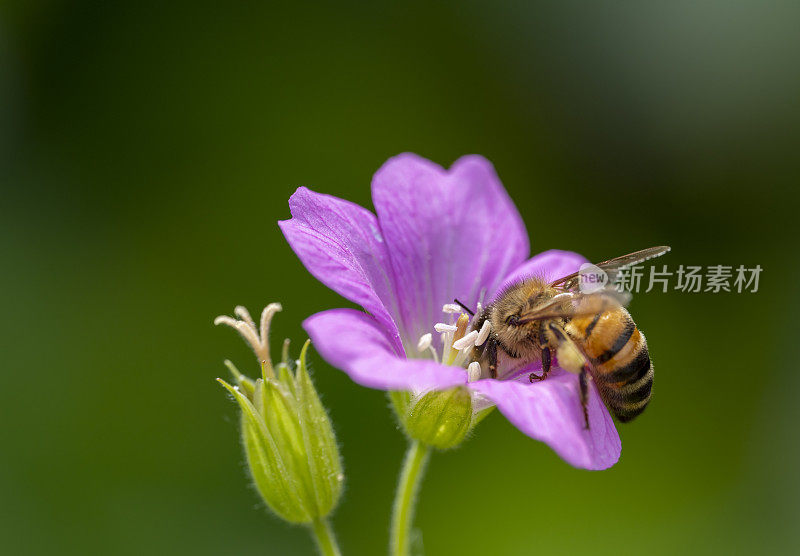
[
  {"xmin": 475, "ymin": 320, "xmax": 491, "ymax": 346},
  {"xmin": 442, "ymin": 303, "xmax": 462, "ymax": 314},
  {"xmin": 467, "ymin": 361, "xmax": 483, "ymax": 382},
  {"xmin": 416, "ymin": 333, "xmax": 432, "ymax": 352},
  {"xmin": 453, "ymin": 330, "xmax": 479, "ymax": 351},
  {"xmin": 434, "ymin": 323, "xmax": 457, "ymax": 333}
]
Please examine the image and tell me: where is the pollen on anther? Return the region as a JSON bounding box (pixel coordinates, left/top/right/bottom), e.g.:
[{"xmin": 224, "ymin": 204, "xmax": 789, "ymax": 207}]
[
  {"xmin": 416, "ymin": 333, "xmax": 432, "ymax": 352},
  {"xmin": 453, "ymin": 330, "xmax": 479, "ymax": 351},
  {"xmin": 467, "ymin": 361, "xmax": 482, "ymax": 382},
  {"xmin": 442, "ymin": 303, "xmax": 462, "ymax": 314},
  {"xmin": 434, "ymin": 323, "xmax": 457, "ymax": 333},
  {"xmin": 475, "ymin": 320, "xmax": 491, "ymax": 346}
]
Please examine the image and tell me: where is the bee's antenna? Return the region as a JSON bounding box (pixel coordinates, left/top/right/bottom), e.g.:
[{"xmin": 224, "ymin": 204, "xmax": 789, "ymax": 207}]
[{"xmin": 453, "ymin": 298, "xmax": 475, "ymax": 316}]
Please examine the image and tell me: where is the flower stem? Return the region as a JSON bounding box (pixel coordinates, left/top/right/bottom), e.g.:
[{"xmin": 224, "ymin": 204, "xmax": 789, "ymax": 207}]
[
  {"xmin": 310, "ymin": 517, "xmax": 341, "ymax": 556},
  {"xmin": 390, "ymin": 441, "xmax": 431, "ymax": 556}
]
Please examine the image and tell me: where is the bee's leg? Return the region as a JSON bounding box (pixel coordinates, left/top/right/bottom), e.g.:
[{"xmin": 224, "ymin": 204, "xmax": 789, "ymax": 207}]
[
  {"xmin": 579, "ymin": 367, "xmax": 590, "ymax": 430},
  {"xmin": 529, "ymin": 346, "xmax": 551, "ymax": 382},
  {"xmin": 486, "ymin": 337, "xmax": 498, "ymax": 379}
]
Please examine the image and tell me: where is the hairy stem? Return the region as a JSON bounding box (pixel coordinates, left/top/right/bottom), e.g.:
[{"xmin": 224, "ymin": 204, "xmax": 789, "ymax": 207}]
[
  {"xmin": 390, "ymin": 441, "xmax": 431, "ymax": 556},
  {"xmin": 310, "ymin": 517, "xmax": 341, "ymax": 556}
]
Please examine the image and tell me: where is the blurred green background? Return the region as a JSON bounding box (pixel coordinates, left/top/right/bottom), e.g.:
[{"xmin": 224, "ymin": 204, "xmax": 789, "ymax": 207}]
[{"xmin": 2, "ymin": 1, "xmax": 797, "ymax": 554}]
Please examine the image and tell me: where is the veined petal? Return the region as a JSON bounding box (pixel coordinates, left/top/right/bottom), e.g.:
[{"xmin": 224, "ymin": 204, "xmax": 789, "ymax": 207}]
[
  {"xmin": 468, "ymin": 367, "xmax": 621, "ymax": 470},
  {"xmin": 279, "ymin": 187, "xmax": 402, "ymax": 343},
  {"xmin": 303, "ymin": 309, "xmax": 468, "ymax": 392},
  {"xmin": 372, "ymin": 153, "xmax": 529, "ymax": 342},
  {"xmin": 493, "ymin": 249, "xmax": 589, "ymax": 301}
]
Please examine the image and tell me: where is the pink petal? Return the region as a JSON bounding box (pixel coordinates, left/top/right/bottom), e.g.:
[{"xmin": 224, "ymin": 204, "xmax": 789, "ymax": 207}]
[
  {"xmin": 279, "ymin": 187, "xmax": 402, "ymax": 345},
  {"xmin": 469, "ymin": 367, "xmax": 621, "ymax": 470},
  {"xmin": 493, "ymin": 249, "xmax": 589, "ymax": 302},
  {"xmin": 371, "ymin": 153, "xmax": 529, "ymax": 342},
  {"xmin": 303, "ymin": 309, "xmax": 468, "ymax": 392}
]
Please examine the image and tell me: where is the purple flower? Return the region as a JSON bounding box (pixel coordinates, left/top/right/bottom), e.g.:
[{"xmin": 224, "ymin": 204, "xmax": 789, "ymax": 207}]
[{"xmin": 279, "ymin": 153, "xmax": 620, "ymax": 470}]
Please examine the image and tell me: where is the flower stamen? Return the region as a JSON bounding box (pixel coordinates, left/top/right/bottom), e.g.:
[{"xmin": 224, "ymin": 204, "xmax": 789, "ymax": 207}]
[
  {"xmin": 445, "ymin": 313, "xmax": 470, "ymax": 365},
  {"xmin": 475, "ymin": 320, "xmax": 491, "ymax": 346},
  {"xmin": 467, "ymin": 361, "xmax": 483, "ymax": 382},
  {"xmin": 416, "ymin": 333, "xmax": 432, "ymax": 352},
  {"xmin": 420, "ymin": 306, "xmax": 490, "ymax": 381},
  {"xmin": 452, "ymin": 330, "xmax": 478, "ymax": 351},
  {"xmin": 415, "ymin": 333, "xmax": 440, "ymax": 363}
]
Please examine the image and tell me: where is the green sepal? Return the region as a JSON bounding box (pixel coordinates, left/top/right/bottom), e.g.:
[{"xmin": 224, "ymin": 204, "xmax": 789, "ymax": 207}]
[
  {"xmin": 295, "ymin": 340, "xmax": 343, "ymax": 518},
  {"xmin": 277, "ymin": 363, "xmax": 298, "ymax": 397},
  {"xmin": 389, "ymin": 390, "xmax": 412, "ymax": 421},
  {"xmin": 262, "ymin": 378, "xmax": 305, "ymax": 461},
  {"xmin": 218, "ymin": 379, "xmax": 312, "ymax": 523},
  {"xmin": 224, "ymin": 360, "xmax": 255, "ymax": 400},
  {"xmin": 217, "ymin": 339, "xmax": 343, "ymax": 524},
  {"xmin": 471, "ymin": 405, "xmax": 496, "ymax": 428},
  {"xmin": 399, "ymin": 387, "xmax": 474, "ymax": 450}
]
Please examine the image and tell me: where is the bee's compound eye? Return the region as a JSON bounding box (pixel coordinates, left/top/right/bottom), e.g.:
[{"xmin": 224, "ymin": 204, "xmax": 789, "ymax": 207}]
[{"xmin": 505, "ymin": 315, "xmax": 519, "ymax": 326}]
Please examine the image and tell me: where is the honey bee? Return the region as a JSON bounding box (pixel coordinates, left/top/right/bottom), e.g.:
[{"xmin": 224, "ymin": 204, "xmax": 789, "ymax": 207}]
[{"xmin": 465, "ymin": 246, "xmax": 670, "ymax": 428}]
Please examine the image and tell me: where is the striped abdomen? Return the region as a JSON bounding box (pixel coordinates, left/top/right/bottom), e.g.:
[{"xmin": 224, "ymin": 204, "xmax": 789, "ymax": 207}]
[{"xmin": 566, "ymin": 307, "xmax": 653, "ymax": 422}]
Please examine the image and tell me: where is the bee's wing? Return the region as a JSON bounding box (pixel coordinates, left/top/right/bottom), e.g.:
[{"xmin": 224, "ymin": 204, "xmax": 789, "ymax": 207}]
[
  {"xmin": 516, "ymin": 288, "xmax": 631, "ymax": 323},
  {"xmin": 550, "ymin": 246, "xmax": 671, "ymax": 292}
]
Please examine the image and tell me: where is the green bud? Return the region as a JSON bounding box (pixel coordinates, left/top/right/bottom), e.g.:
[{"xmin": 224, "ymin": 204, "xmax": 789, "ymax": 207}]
[
  {"xmin": 217, "ymin": 312, "xmax": 343, "ymax": 523},
  {"xmin": 391, "ymin": 387, "xmax": 487, "ymax": 450}
]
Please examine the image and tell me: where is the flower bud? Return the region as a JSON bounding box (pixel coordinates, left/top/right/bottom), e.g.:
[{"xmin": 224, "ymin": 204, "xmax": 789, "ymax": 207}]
[
  {"xmin": 391, "ymin": 387, "xmax": 475, "ymax": 450},
  {"xmin": 216, "ymin": 306, "xmax": 343, "ymax": 524}
]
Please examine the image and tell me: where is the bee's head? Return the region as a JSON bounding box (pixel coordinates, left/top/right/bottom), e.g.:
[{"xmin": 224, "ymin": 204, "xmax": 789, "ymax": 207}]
[
  {"xmin": 504, "ymin": 291, "xmax": 549, "ymax": 325},
  {"xmin": 503, "ymin": 312, "xmax": 545, "ymax": 332},
  {"xmin": 496, "ymin": 305, "xmax": 545, "ymax": 342},
  {"xmin": 491, "ymin": 280, "xmax": 559, "ymax": 345},
  {"xmin": 489, "ymin": 314, "xmax": 540, "ymax": 355},
  {"xmin": 497, "ymin": 290, "xmax": 564, "ymax": 342}
]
